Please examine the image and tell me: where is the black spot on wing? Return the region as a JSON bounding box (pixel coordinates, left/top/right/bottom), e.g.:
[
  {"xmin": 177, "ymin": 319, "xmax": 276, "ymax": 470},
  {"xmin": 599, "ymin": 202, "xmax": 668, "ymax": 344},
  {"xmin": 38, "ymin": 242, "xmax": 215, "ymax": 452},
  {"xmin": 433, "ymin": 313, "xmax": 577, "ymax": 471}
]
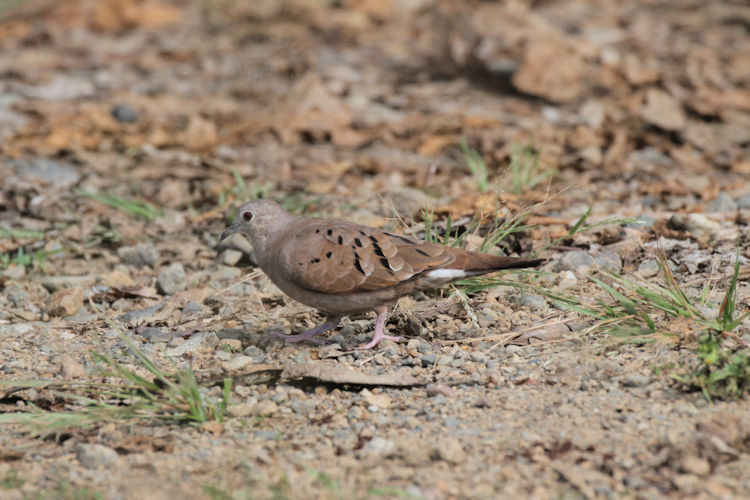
[
  {"xmin": 354, "ymin": 256, "xmax": 365, "ymax": 275},
  {"xmin": 327, "ymin": 229, "xmax": 333, "ymax": 236},
  {"xmin": 354, "ymin": 238, "xmax": 362, "ymax": 247},
  {"xmin": 372, "ymin": 244, "xmax": 385, "ymax": 257},
  {"xmin": 386, "ymin": 232, "xmax": 417, "ymax": 244},
  {"xmin": 310, "ymin": 258, "xmax": 321, "ymax": 263},
  {"xmin": 416, "ymin": 249, "xmax": 430, "ymax": 257},
  {"xmin": 338, "ymin": 235, "xmax": 343, "ymax": 245},
  {"xmin": 326, "ymin": 251, "xmax": 332, "ymax": 258},
  {"xmin": 379, "ymin": 257, "xmax": 393, "ymax": 272}
]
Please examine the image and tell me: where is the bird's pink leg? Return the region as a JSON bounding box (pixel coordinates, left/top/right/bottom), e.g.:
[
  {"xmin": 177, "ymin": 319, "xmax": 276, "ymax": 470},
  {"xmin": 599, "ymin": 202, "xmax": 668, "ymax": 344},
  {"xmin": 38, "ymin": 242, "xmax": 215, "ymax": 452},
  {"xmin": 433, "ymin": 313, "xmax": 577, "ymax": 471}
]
[
  {"xmin": 272, "ymin": 317, "xmax": 340, "ymax": 345},
  {"xmin": 356, "ymin": 306, "xmax": 401, "ymax": 350}
]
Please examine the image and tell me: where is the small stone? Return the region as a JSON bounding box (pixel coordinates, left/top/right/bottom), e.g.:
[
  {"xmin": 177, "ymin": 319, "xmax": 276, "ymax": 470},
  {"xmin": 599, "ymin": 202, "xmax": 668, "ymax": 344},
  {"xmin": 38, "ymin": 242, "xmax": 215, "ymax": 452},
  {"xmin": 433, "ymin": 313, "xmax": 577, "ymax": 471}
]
[
  {"xmin": 521, "ymin": 293, "xmax": 547, "ymax": 311},
  {"xmin": 432, "ymin": 437, "xmax": 467, "ymax": 464},
  {"xmin": 361, "ymin": 437, "xmax": 396, "ymax": 459},
  {"xmin": 218, "ymin": 249, "xmax": 243, "ymax": 266},
  {"xmin": 421, "ymin": 353, "xmax": 436, "ymax": 367},
  {"xmin": 213, "ymin": 265, "xmax": 242, "ymax": 281},
  {"xmin": 668, "ymin": 214, "xmax": 720, "ymax": 241},
  {"xmin": 638, "ymin": 259, "xmax": 660, "ymax": 278},
  {"xmin": 226, "ymin": 403, "xmax": 255, "ymax": 417},
  {"xmin": 118, "ymin": 243, "xmax": 160, "ymax": 268},
  {"xmin": 41, "ymin": 275, "xmax": 97, "ymax": 292},
  {"xmin": 557, "ymin": 271, "xmax": 577, "ymax": 289},
  {"xmin": 470, "ymin": 351, "xmax": 488, "ymax": 363},
  {"xmin": 76, "ymin": 444, "xmax": 119, "ymax": 469},
  {"xmin": 139, "ymin": 327, "xmax": 172, "ymax": 343},
  {"xmin": 5, "ymin": 285, "xmax": 30, "ymax": 307},
  {"xmin": 101, "ymin": 270, "xmax": 134, "ymax": 288},
  {"xmin": 222, "ymin": 355, "xmax": 254, "ymax": 371},
  {"xmin": 595, "ymin": 250, "xmax": 622, "ymax": 273},
  {"xmin": 707, "ymin": 192, "xmax": 736, "ymax": 212},
  {"xmin": 157, "ymin": 262, "xmax": 186, "ymax": 295},
  {"xmin": 14, "ymin": 158, "xmax": 81, "ymax": 187},
  {"xmin": 165, "ymin": 332, "xmax": 217, "ymax": 356},
  {"xmin": 181, "ymin": 301, "xmax": 205, "ymax": 317},
  {"xmin": 681, "ymin": 455, "xmax": 711, "ymax": 476},
  {"xmin": 116, "ymin": 303, "xmax": 164, "ymax": 326},
  {"xmin": 253, "ymin": 400, "xmax": 278, "ymax": 416},
  {"xmin": 111, "ymin": 103, "xmax": 138, "ymax": 123},
  {"xmin": 621, "ymin": 374, "xmax": 650, "ymax": 387},
  {"xmin": 59, "ymin": 354, "xmax": 85, "ymax": 379},
  {"xmin": 558, "ymin": 251, "xmax": 596, "ymax": 274},
  {"xmin": 218, "ymin": 328, "xmax": 245, "ymax": 340},
  {"xmin": 2, "ymin": 264, "xmax": 26, "ymax": 280},
  {"xmin": 406, "ymin": 338, "xmax": 422, "ymax": 352},
  {"xmin": 361, "ymin": 389, "xmax": 392, "ymax": 409},
  {"xmin": 47, "ymin": 287, "xmax": 84, "ymax": 317},
  {"xmin": 737, "ymin": 192, "xmax": 750, "ymax": 209},
  {"xmin": 639, "ymin": 88, "xmax": 686, "ymax": 131}
]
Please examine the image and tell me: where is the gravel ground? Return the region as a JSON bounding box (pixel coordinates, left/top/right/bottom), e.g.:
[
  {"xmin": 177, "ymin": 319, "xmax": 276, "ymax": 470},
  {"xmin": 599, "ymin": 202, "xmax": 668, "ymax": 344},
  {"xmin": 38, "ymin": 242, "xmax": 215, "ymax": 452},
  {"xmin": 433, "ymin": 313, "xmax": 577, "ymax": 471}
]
[{"xmin": 1, "ymin": 0, "xmax": 749, "ymax": 499}]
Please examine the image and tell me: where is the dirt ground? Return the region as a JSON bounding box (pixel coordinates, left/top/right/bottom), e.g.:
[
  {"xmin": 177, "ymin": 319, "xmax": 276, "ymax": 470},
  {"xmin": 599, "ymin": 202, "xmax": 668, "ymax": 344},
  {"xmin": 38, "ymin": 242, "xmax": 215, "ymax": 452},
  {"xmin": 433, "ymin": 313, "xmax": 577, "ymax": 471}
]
[{"xmin": 1, "ymin": 0, "xmax": 749, "ymax": 498}]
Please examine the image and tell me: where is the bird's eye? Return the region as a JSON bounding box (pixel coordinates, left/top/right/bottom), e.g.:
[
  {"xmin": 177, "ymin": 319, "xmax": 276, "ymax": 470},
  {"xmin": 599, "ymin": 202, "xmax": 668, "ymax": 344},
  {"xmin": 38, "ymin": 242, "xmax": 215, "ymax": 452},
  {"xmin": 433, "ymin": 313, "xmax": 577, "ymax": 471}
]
[{"xmin": 242, "ymin": 211, "xmax": 253, "ymax": 222}]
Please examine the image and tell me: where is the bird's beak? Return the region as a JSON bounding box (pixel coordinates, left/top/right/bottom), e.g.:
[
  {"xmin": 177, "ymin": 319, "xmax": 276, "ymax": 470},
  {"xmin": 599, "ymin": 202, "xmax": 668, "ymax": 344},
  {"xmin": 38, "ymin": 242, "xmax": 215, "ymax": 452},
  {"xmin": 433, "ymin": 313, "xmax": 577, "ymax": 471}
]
[{"xmin": 220, "ymin": 222, "xmax": 240, "ymax": 241}]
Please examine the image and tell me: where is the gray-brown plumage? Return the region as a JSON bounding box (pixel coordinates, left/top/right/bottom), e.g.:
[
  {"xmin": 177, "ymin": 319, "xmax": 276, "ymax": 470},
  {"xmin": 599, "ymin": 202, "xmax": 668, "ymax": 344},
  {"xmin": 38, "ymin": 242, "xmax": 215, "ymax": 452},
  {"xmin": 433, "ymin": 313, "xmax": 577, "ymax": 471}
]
[{"xmin": 221, "ymin": 200, "xmax": 544, "ymax": 349}]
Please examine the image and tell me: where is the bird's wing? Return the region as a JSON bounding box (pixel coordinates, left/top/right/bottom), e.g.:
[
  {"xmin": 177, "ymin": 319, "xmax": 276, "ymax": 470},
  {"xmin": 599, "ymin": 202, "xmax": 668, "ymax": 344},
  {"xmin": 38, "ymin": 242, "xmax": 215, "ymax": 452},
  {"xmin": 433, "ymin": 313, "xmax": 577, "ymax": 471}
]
[{"xmin": 279, "ymin": 221, "xmax": 456, "ymax": 294}]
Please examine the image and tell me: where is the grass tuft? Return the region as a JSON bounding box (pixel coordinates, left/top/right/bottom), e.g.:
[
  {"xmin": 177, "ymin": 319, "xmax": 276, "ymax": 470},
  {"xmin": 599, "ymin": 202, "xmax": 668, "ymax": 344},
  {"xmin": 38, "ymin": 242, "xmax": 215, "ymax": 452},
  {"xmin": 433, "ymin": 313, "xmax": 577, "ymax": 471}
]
[
  {"xmin": 0, "ymin": 328, "xmax": 231, "ymax": 432},
  {"xmin": 76, "ymin": 189, "xmax": 162, "ymax": 221}
]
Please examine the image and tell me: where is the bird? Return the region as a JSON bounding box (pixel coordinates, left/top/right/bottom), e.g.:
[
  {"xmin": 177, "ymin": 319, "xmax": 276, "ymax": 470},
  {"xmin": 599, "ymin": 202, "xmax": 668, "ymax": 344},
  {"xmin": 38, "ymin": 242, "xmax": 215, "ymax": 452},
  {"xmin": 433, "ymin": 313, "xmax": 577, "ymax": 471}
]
[{"xmin": 220, "ymin": 200, "xmax": 544, "ymax": 349}]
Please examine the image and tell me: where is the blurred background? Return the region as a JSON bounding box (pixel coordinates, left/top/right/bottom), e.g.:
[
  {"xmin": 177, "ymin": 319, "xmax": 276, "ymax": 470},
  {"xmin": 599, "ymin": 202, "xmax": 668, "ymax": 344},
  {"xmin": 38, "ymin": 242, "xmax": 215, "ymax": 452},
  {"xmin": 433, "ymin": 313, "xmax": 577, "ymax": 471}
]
[{"xmin": 1, "ymin": 0, "xmax": 748, "ymax": 249}]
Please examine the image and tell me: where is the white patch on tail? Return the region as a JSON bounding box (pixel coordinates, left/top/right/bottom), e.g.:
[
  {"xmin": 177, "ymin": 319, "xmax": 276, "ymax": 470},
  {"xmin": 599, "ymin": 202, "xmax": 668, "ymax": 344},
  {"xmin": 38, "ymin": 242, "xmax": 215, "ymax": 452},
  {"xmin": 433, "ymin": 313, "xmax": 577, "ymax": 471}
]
[{"xmin": 426, "ymin": 269, "xmax": 467, "ymax": 280}]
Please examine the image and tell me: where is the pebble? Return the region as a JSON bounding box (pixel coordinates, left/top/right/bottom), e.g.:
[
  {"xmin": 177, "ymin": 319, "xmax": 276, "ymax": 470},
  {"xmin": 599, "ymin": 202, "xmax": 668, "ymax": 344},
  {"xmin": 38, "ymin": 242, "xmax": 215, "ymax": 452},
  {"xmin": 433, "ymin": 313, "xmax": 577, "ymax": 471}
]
[
  {"xmin": 521, "ymin": 293, "xmax": 547, "ymax": 311},
  {"xmin": 139, "ymin": 327, "xmax": 172, "ymax": 343},
  {"xmin": 637, "ymin": 259, "xmax": 660, "ymax": 278},
  {"xmin": 621, "ymin": 374, "xmax": 650, "ymax": 387},
  {"xmin": 5, "ymin": 285, "xmax": 30, "ymax": 307},
  {"xmin": 681, "ymin": 455, "xmax": 711, "ymax": 476},
  {"xmin": 157, "ymin": 262, "xmax": 187, "ymax": 295},
  {"xmin": 594, "ymin": 249, "xmax": 622, "ymax": 273},
  {"xmin": 558, "ymin": 250, "xmax": 596, "ymax": 274},
  {"xmin": 165, "ymin": 332, "xmax": 216, "ymax": 356},
  {"xmin": 76, "ymin": 444, "xmax": 119, "ymax": 469},
  {"xmin": 213, "ymin": 265, "xmax": 242, "ymax": 281},
  {"xmin": 218, "ymin": 249, "xmax": 243, "ymax": 266},
  {"xmin": 14, "ymin": 158, "xmax": 81, "ymax": 187},
  {"xmin": 2, "ymin": 264, "xmax": 26, "ymax": 280},
  {"xmin": 557, "ymin": 270, "xmax": 577, "ymax": 289},
  {"xmin": 111, "ymin": 103, "xmax": 138, "ymax": 123},
  {"xmin": 421, "ymin": 353, "xmax": 436, "ymax": 367},
  {"xmin": 117, "ymin": 243, "xmax": 160, "ymax": 268},
  {"xmin": 41, "ymin": 275, "xmax": 97, "ymax": 292},
  {"xmin": 222, "ymin": 354, "xmax": 254, "ymax": 371},
  {"xmin": 252, "ymin": 400, "xmax": 278, "ymax": 416},
  {"xmin": 117, "ymin": 303, "xmax": 164, "ymax": 326},
  {"xmin": 361, "ymin": 437, "xmax": 395, "ymax": 459},
  {"xmin": 470, "ymin": 351, "xmax": 488, "ymax": 363},
  {"xmin": 432, "ymin": 437, "xmax": 467, "ymax": 464},
  {"xmin": 100, "ymin": 270, "xmax": 134, "ymax": 288},
  {"xmin": 668, "ymin": 214, "xmax": 720, "ymax": 240},
  {"xmin": 46, "ymin": 287, "xmax": 84, "ymax": 317},
  {"xmin": 444, "ymin": 416, "xmax": 462, "ymax": 428},
  {"xmin": 707, "ymin": 192, "xmax": 736, "ymax": 212},
  {"xmin": 737, "ymin": 192, "xmax": 750, "ymax": 209}
]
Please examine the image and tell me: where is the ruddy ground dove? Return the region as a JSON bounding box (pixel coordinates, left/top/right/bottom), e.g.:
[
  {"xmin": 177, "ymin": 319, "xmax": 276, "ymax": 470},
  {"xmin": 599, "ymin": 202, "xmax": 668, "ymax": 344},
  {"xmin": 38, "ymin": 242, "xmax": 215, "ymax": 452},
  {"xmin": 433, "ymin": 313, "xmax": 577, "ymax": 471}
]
[{"xmin": 221, "ymin": 200, "xmax": 544, "ymax": 349}]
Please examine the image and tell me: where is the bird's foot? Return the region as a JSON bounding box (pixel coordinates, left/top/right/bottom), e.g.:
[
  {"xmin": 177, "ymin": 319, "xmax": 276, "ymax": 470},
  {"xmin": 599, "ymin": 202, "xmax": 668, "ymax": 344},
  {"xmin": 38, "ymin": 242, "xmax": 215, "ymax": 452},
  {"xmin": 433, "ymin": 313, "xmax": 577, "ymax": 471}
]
[
  {"xmin": 355, "ymin": 307, "xmax": 401, "ymax": 350},
  {"xmin": 355, "ymin": 332, "xmax": 402, "ymax": 350},
  {"xmin": 270, "ymin": 319, "xmax": 339, "ymax": 345},
  {"xmin": 272, "ymin": 330, "xmax": 328, "ymax": 344}
]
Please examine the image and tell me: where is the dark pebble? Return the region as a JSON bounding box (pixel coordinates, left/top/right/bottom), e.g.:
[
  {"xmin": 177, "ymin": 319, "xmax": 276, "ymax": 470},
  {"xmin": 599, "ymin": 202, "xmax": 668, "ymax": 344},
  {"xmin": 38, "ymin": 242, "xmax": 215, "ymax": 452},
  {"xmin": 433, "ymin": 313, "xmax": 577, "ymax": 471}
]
[{"xmin": 111, "ymin": 103, "xmax": 138, "ymax": 123}]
